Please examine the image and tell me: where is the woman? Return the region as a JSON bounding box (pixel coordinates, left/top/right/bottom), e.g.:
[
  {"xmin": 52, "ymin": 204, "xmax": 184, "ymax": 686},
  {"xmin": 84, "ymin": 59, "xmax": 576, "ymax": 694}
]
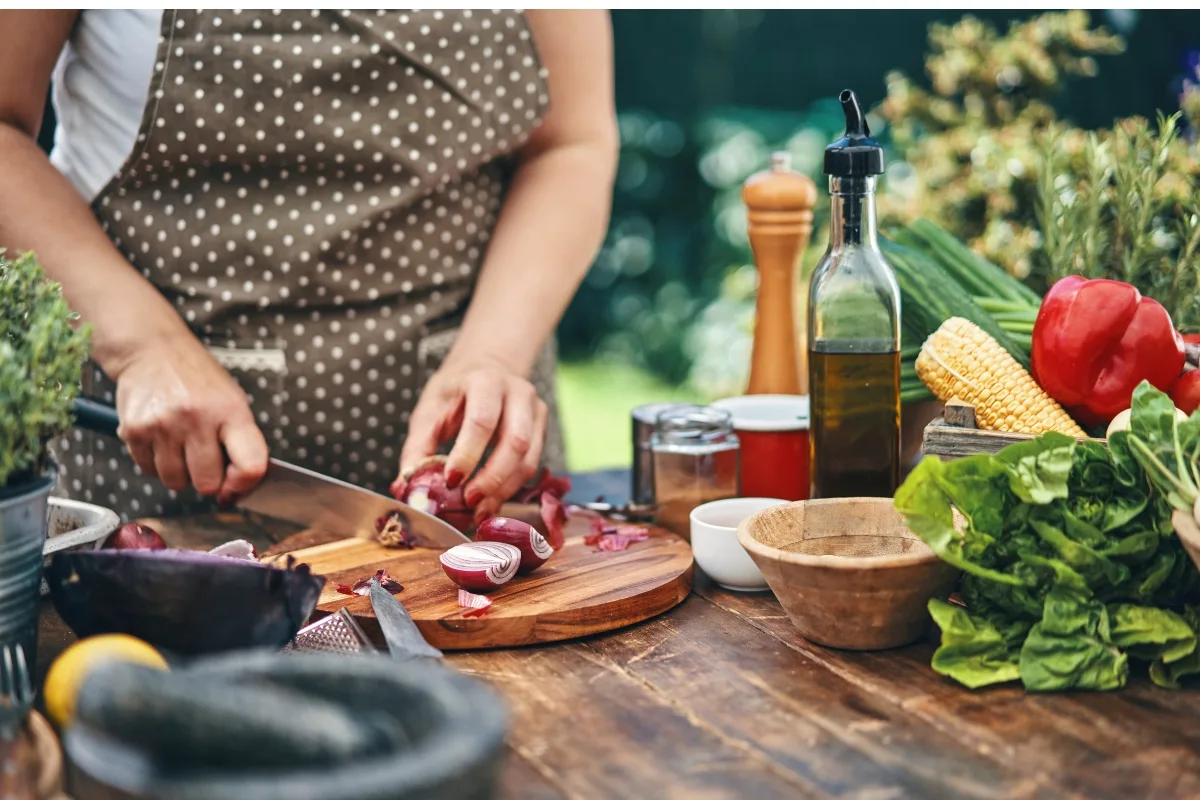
[{"xmin": 0, "ymin": 10, "xmax": 617, "ymax": 522}]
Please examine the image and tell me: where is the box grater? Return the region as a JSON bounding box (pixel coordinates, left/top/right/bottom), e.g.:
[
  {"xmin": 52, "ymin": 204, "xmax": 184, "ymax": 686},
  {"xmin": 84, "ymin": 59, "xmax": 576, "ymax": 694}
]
[{"xmin": 284, "ymin": 608, "xmax": 376, "ymax": 655}]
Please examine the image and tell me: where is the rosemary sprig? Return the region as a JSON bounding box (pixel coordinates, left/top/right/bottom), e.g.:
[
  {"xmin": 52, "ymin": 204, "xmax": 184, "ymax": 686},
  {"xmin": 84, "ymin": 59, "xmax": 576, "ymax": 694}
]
[{"xmin": 1033, "ymin": 112, "xmax": 1200, "ymax": 327}]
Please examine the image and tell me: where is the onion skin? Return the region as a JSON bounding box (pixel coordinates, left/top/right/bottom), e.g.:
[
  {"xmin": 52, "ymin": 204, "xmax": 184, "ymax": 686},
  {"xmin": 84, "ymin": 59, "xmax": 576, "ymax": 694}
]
[
  {"xmin": 46, "ymin": 549, "xmax": 325, "ymax": 656},
  {"xmin": 392, "ymin": 456, "xmax": 574, "ymax": 538},
  {"xmin": 475, "ymin": 517, "xmax": 552, "ymax": 574},
  {"xmin": 104, "ymin": 523, "xmax": 167, "ymax": 551},
  {"xmin": 438, "ymin": 542, "xmax": 520, "ymax": 593}
]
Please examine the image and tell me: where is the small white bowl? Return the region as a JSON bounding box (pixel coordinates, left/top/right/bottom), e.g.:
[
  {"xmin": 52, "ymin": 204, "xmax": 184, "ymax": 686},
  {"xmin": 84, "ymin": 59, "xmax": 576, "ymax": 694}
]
[{"xmin": 691, "ymin": 497, "xmax": 786, "ymax": 592}]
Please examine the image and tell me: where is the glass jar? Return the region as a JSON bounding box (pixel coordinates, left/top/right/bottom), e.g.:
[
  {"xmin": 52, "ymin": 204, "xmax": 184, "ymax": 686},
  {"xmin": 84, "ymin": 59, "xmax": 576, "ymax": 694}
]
[{"xmin": 651, "ymin": 405, "xmax": 741, "ymax": 540}]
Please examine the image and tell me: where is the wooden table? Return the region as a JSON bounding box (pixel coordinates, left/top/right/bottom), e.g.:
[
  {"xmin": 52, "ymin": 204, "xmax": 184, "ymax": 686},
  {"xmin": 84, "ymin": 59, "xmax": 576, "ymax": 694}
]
[{"xmin": 36, "ymin": 504, "xmax": 1200, "ymax": 800}]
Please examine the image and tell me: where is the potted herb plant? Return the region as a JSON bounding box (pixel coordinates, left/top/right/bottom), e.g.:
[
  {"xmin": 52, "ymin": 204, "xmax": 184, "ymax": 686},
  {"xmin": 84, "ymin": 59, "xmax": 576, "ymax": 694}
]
[{"xmin": 0, "ymin": 250, "xmax": 90, "ymax": 666}]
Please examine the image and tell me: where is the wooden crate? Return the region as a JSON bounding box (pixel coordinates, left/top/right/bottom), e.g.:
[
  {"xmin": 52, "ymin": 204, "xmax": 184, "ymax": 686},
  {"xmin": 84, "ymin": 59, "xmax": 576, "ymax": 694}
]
[{"xmin": 922, "ymin": 399, "xmax": 1102, "ymax": 459}]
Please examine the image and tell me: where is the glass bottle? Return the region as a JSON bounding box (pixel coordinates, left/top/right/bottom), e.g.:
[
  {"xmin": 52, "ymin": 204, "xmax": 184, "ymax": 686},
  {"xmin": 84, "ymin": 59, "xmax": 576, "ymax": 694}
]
[
  {"xmin": 807, "ymin": 89, "xmax": 901, "ymax": 499},
  {"xmin": 651, "ymin": 405, "xmax": 740, "ymax": 540}
]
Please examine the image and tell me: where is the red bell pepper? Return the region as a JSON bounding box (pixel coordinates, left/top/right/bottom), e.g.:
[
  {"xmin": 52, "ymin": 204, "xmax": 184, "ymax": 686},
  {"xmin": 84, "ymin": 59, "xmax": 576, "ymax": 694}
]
[
  {"xmin": 1031, "ymin": 276, "xmax": 1185, "ymax": 427},
  {"xmin": 1172, "ymin": 370, "xmax": 1200, "ymax": 415}
]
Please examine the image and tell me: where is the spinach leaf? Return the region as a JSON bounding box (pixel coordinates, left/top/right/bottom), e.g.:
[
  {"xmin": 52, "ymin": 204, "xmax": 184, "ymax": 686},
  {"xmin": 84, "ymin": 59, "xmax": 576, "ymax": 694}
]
[
  {"xmin": 894, "ymin": 456, "xmax": 1023, "ymax": 585},
  {"xmin": 1028, "ymin": 512, "xmax": 1129, "ymax": 590},
  {"xmin": 927, "ymin": 600, "xmax": 1021, "ymax": 688},
  {"xmin": 1108, "ymin": 604, "xmax": 1196, "ymax": 664},
  {"xmin": 1019, "ymin": 584, "xmax": 1127, "ymax": 692},
  {"xmin": 997, "ymin": 432, "xmax": 1075, "ymax": 505}
]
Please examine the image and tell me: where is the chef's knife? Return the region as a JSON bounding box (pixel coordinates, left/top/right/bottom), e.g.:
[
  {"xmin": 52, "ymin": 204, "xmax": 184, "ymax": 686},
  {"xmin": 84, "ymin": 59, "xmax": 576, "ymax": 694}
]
[
  {"xmin": 369, "ymin": 578, "xmax": 444, "ymax": 661},
  {"xmin": 237, "ymin": 458, "xmax": 468, "ymax": 548},
  {"xmin": 71, "ymin": 398, "xmax": 469, "ymax": 549}
]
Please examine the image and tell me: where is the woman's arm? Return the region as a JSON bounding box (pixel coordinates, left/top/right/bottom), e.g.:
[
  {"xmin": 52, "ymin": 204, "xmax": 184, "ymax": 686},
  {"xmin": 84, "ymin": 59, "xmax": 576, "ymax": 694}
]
[
  {"xmin": 400, "ymin": 10, "xmax": 619, "ymax": 515},
  {"xmin": 0, "ymin": 11, "xmax": 267, "ymax": 500}
]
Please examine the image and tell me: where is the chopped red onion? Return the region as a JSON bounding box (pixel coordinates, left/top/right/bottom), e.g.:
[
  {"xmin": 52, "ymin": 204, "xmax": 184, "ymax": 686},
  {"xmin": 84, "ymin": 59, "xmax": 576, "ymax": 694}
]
[
  {"xmin": 586, "ymin": 523, "xmax": 649, "ymax": 552},
  {"xmin": 338, "ymin": 568, "xmax": 403, "ymax": 597},
  {"xmin": 457, "ymin": 588, "xmax": 493, "ymax": 618},
  {"xmin": 208, "ymin": 539, "xmax": 258, "ymax": 561}
]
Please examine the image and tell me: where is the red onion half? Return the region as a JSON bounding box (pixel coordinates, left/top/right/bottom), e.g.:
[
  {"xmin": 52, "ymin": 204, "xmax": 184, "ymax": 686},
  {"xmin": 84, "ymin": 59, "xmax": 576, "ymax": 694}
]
[
  {"xmin": 474, "ymin": 517, "xmax": 552, "ymax": 574},
  {"xmin": 104, "ymin": 523, "xmax": 167, "ymax": 551},
  {"xmin": 438, "ymin": 542, "xmax": 520, "ymax": 593}
]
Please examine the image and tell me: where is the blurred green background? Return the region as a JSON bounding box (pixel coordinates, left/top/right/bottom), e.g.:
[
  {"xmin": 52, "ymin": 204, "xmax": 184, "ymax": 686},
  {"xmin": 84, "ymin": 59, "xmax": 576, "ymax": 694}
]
[{"xmin": 555, "ymin": 9, "xmax": 1200, "ymax": 471}]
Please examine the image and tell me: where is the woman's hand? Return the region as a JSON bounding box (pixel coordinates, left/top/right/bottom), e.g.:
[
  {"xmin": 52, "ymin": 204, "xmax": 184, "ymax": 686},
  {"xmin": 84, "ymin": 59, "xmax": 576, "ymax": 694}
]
[
  {"xmin": 113, "ymin": 334, "xmax": 269, "ymax": 505},
  {"xmin": 398, "ymin": 356, "xmax": 548, "ymax": 521}
]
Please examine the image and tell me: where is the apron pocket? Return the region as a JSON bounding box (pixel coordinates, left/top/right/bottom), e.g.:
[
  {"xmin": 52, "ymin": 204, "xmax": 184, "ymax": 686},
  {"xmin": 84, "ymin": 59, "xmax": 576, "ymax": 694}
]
[{"xmin": 207, "ymin": 344, "xmax": 289, "ymax": 440}]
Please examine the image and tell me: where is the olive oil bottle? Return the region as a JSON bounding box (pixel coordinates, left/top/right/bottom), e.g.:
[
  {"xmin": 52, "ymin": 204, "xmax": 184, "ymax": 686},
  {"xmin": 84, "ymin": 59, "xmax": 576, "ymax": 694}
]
[{"xmin": 807, "ymin": 90, "xmax": 901, "ymax": 499}]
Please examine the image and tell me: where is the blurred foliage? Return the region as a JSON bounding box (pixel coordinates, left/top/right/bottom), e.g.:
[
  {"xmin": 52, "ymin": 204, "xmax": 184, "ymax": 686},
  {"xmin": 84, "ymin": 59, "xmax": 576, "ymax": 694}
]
[
  {"xmin": 875, "ymin": 11, "xmax": 1127, "ymax": 285},
  {"xmin": 559, "ymin": 9, "xmax": 1200, "ymax": 402},
  {"xmin": 1036, "ymin": 113, "xmax": 1200, "ymax": 330},
  {"xmin": 0, "ymin": 252, "xmax": 91, "ymax": 489}
]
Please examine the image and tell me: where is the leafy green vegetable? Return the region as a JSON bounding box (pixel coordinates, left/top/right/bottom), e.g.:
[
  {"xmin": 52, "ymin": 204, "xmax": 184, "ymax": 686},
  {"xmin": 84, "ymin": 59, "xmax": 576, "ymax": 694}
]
[
  {"xmin": 0, "ymin": 251, "xmax": 91, "ymax": 491},
  {"xmin": 896, "ymin": 382, "xmax": 1200, "ymax": 692},
  {"xmin": 927, "ymin": 600, "xmax": 1021, "ymax": 688},
  {"xmin": 1018, "ymin": 584, "xmax": 1126, "ymax": 692},
  {"xmin": 1108, "ymin": 605, "xmax": 1196, "ymax": 666}
]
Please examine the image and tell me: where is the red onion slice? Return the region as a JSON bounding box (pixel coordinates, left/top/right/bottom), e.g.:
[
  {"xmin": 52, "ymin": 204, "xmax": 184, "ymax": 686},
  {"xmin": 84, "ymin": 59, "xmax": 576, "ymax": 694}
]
[
  {"xmin": 439, "ymin": 542, "xmax": 520, "ymax": 592},
  {"xmin": 457, "ymin": 588, "xmax": 493, "ymax": 618}
]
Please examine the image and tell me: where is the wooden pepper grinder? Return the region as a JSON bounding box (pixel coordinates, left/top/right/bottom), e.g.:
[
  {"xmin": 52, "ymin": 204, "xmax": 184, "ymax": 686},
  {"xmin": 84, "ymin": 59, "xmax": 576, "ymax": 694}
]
[{"xmin": 743, "ymin": 152, "xmax": 818, "ymax": 395}]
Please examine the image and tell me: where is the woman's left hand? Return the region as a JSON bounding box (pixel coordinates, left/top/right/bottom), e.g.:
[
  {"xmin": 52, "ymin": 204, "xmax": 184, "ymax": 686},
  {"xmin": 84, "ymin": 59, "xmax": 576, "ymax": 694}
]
[{"xmin": 397, "ymin": 357, "xmax": 548, "ymax": 521}]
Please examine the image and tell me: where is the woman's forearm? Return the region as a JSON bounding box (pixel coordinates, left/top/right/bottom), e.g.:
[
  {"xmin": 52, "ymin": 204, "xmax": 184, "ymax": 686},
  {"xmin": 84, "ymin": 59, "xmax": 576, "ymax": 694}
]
[
  {"xmin": 446, "ymin": 137, "xmax": 618, "ymax": 376},
  {"xmin": 0, "ymin": 124, "xmax": 193, "ymax": 378}
]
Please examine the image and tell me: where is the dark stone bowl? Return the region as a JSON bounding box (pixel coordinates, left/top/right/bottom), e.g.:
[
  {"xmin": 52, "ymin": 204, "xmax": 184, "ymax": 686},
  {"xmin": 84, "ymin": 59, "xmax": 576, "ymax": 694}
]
[{"xmin": 64, "ymin": 652, "xmax": 510, "ymax": 800}]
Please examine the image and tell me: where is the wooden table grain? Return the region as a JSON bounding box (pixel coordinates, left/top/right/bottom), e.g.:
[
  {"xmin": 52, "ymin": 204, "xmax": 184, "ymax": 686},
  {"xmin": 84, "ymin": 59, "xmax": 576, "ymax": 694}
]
[{"xmin": 36, "ymin": 507, "xmax": 1200, "ymax": 800}]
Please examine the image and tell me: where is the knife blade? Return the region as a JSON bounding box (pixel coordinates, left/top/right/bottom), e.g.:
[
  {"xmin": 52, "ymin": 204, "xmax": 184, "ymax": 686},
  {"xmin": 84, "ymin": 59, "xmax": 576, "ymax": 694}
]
[
  {"xmin": 70, "ymin": 398, "xmax": 469, "ymax": 549},
  {"xmin": 237, "ymin": 458, "xmax": 469, "ymax": 548},
  {"xmin": 369, "ymin": 578, "xmax": 444, "ymax": 661}
]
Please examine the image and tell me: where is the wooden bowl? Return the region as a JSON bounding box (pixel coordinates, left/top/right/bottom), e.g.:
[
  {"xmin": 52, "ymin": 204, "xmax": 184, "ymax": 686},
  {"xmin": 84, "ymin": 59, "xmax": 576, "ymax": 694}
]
[{"xmin": 736, "ymin": 498, "xmax": 961, "ymax": 650}]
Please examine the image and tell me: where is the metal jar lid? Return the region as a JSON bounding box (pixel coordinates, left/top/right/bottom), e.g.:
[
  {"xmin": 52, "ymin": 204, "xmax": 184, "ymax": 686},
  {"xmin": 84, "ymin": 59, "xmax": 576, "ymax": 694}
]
[{"xmin": 652, "ymin": 405, "xmax": 735, "ymax": 447}]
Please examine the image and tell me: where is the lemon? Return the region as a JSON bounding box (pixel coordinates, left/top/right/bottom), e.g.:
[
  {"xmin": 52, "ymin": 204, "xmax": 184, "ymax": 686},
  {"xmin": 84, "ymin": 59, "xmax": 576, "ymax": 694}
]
[{"xmin": 43, "ymin": 634, "xmax": 168, "ymax": 728}]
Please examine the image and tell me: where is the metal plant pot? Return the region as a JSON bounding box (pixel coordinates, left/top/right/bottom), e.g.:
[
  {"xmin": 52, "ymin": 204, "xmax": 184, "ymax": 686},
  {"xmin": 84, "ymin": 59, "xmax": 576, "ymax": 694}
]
[{"xmin": 0, "ymin": 468, "xmax": 57, "ymax": 677}]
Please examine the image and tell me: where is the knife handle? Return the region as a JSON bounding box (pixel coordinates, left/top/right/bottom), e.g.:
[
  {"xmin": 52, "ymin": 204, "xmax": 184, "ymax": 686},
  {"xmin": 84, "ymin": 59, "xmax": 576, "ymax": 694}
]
[{"xmin": 74, "ymin": 398, "xmax": 121, "ymax": 438}]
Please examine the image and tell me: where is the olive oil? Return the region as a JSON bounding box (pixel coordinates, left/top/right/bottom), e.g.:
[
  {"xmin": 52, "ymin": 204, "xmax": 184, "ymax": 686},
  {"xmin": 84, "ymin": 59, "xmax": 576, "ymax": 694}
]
[
  {"xmin": 807, "ymin": 90, "xmax": 902, "ymax": 500},
  {"xmin": 809, "ymin": 349, "xmax": 900, "ymax": 498}
]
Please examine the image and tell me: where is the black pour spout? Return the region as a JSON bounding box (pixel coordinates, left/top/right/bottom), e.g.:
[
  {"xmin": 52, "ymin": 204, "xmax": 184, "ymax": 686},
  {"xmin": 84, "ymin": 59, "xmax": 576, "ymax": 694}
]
[{"xmin": 823, "ymin": 89, "xmax": 884, "ymax": 178}]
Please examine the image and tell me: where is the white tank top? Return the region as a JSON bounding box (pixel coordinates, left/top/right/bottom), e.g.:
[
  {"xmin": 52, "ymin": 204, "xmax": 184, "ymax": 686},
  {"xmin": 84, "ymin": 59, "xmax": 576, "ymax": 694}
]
[{"xmin": 50, "ymin": 9, "xmax": 163, "ymax": 202}]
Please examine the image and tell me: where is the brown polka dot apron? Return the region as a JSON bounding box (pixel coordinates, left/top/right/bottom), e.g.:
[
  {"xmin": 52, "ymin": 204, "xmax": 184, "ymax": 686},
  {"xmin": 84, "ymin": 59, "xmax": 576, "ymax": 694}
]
[{"xmin": 54, "ymin": 9, "xmax": 566, "ymax": 517}]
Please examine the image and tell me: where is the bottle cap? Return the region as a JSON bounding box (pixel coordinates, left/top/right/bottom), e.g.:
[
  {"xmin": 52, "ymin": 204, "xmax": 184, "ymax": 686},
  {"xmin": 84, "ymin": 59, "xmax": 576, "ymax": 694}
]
[{"xmin": 823, "ymin": 89, "xmax": 884, "ymax": 177}]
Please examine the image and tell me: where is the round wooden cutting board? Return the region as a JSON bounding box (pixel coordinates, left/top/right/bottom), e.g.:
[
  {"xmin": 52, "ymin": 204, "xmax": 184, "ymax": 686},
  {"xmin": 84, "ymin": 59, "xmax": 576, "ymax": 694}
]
[{"xmin": 269, "ymin": 511, "xmax": 694, "ymax": 651}]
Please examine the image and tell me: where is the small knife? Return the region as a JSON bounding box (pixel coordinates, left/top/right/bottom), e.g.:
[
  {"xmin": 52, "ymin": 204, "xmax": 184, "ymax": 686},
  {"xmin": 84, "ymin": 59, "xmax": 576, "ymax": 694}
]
[
  {"xmin": 71, "ymin": 398, "xmax": 469, "ymax": 549},
  {"xmin": 370, "ymin": 579, "xmax": 444, "ymax": 661}
]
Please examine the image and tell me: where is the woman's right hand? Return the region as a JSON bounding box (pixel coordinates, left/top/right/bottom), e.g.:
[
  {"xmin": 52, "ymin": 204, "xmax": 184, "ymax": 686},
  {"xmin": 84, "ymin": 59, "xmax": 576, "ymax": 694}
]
[{"xmin": 112, "ymin": 335, "xmax": 269, "ymax": 505}]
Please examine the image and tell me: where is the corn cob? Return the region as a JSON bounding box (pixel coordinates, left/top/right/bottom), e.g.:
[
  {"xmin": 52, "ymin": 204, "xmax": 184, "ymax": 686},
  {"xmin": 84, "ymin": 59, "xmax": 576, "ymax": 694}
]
[{"xmin": 916, "ymin": 317, "xmax": 1087, "ymax": 437}]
